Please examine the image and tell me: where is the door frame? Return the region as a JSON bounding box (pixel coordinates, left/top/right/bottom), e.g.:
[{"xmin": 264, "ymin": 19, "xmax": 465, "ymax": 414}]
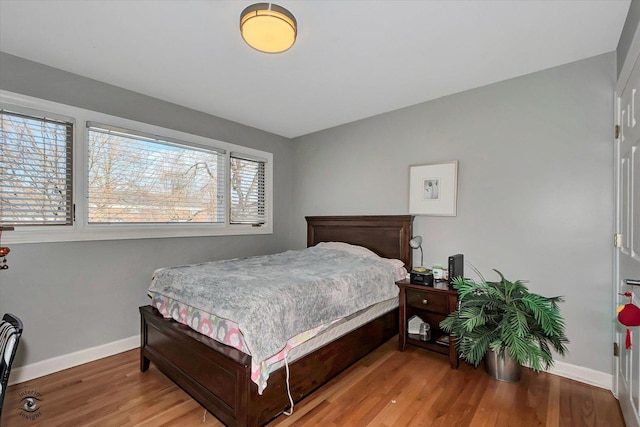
[{"xmin": 614, "ymin": 21, "xmax": 640, "ymax": 426}]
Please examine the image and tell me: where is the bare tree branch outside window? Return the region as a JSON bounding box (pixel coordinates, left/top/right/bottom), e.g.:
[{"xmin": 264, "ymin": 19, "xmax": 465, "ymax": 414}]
[
  {"xmin": 230, "ymin": 156, "xmax": 265, "ymax": 224},
  {"xmin": 0, "ymin": 111, "xmax": 73, "ymax": 225},
  {"xmin": 87, "ymin": 128, "xmax": 224, "ymax": 224},
  {"xmin": 2, "ymin": 115, "xmax": 267, "ymax": 228}
]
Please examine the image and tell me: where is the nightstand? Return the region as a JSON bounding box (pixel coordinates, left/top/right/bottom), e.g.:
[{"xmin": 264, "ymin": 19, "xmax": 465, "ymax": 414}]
[{"xmin": 396, "ymin": 279, "xmax": 459, "ymax": 368}]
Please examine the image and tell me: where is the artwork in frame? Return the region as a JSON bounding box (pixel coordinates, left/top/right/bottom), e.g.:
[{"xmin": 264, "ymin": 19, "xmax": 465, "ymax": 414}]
[{"xmin": 409, "ymin": 161, "xmax": 458, "ymax": 216}]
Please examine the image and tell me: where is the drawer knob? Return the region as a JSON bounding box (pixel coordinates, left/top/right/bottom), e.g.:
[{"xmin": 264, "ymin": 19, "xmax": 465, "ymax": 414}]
[{"xmin": 422, "ymin": 299, "xmax": 428, "ymax": 305}]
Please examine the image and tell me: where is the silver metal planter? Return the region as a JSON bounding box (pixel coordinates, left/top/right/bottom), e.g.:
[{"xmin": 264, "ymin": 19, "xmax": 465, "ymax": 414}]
[{"xmin": 485, "ymin": 348, "xmax": 521, "ymax": 382}]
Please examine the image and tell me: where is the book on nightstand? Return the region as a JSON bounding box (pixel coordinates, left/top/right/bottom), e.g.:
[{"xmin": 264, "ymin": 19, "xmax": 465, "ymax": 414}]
[{"xmin": 435, "ymin": 335, "xmax": 450, "ymax": 347}]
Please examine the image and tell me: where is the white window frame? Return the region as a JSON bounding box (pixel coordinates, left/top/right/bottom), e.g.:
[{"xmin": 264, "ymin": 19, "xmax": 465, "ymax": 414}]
[{"xmin": 1, "ymin": 90, "xmax": 273, "ymax": 244}]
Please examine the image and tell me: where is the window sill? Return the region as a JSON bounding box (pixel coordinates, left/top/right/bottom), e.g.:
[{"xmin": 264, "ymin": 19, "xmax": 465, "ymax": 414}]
[{"xmin": 2, "ymin": 224, "xmax": 273, "ymax": 245}]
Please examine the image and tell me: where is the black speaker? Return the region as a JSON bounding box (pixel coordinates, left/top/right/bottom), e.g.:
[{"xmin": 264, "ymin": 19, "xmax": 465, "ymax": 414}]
[{"xmin": 448, "ymin": 254, "xmax": 464, "ymax": 282}]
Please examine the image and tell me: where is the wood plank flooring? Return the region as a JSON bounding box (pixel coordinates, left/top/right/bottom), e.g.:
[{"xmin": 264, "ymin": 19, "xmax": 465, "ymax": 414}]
[{"xmin": 1, "ymin": 338, "xmax": 625, "ymax": 426}]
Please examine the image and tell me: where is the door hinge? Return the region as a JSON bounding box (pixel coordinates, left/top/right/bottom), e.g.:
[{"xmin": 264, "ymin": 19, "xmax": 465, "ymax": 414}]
[
  {"xmin": 615, "ymin": 233, "xmax": 622, "ymax": 248},
  {"xmin": 615, "ymin": 124, "xmax": 621, "ymax": 139},
  {"xmin": 614, "ymin": 342, "xmax": 620, "ymax": 357}
]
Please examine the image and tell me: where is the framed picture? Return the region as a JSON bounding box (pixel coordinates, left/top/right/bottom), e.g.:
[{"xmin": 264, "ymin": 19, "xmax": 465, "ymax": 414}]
[{"xmin": 409, "ymin": 161, "xmax": 458, "ymax": 216}]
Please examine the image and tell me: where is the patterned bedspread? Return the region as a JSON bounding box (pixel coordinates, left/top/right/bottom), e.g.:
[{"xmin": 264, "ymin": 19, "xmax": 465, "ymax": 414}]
[
  {"xmin": 149, "ymin": 292, "xmax": 341, "ymax": 392},
  {"xmin": 148, "ymin": 246, "xmax": 401, "ymax": 393}
]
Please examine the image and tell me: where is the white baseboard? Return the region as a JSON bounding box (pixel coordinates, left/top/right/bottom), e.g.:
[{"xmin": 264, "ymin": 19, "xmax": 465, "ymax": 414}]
[
  {"xmin": 8, "ymin": 335, "xmax": 140, "ymax": 386},
  {"xmin": 8, "ymin": 336, "xmax": 613, "ymax": 393},
  {"xmin": 546, "ymin": 360, "xmax": 613, "ymax": 391}
]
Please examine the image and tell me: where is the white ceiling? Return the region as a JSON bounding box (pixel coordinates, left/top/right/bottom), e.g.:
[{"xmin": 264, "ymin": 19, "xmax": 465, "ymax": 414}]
[{"xmin": 0, "ymin": 0, "xmax": 631, "ymax": 138}]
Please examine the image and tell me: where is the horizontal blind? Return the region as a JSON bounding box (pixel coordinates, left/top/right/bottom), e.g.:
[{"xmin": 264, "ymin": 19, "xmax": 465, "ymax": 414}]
[
  {"xmin": 0, "ymin": 110, "xmax": 73, "ymax": 226},
  {"xmin": 230, "ymin": 154, "xmax": 266, "ymax": 225},
  {"xmin": 87, "ymin": 124, "xmax": 225, "ymax": 224}
]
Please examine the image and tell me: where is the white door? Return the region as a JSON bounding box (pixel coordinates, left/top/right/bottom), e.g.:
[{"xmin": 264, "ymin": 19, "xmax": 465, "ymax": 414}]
[{"xmin": 616, "ymin": 52, "xmax": 640, "ymax": 427}]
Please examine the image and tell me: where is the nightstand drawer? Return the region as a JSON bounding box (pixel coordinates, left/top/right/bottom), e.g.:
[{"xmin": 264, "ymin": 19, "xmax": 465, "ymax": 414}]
[{"xmin": 406, "ymin": 290, "xmax": 448, "ymax": 314}]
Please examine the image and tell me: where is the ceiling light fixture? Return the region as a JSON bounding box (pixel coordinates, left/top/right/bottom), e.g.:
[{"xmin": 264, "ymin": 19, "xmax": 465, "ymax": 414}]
[{"xmin": 240, "ymin": 3, "xmax": 297, "ymax": 53}]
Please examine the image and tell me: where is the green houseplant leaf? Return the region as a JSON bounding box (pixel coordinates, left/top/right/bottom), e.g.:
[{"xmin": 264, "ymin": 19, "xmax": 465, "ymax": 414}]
[{"xmin": 440, "ymin": 269, "xmax": 569, "ymax": 372}]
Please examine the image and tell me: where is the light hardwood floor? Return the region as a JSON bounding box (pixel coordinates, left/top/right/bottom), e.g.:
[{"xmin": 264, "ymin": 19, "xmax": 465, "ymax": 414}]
[{"xmin": 1, "ymin": 338, "xmax": 625, "ymax": 427}]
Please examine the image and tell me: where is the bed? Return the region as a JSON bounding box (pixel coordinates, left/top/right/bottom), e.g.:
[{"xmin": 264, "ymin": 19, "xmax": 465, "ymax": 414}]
[{"xmin": 139, "ymin": 215, "xmax": 413, "ymax": 427}]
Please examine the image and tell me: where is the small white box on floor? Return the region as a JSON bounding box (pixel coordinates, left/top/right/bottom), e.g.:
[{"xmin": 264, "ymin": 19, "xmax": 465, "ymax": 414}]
[{"xmin": 408, "ymin": 315, "xmax": 424, "ymax": 334}]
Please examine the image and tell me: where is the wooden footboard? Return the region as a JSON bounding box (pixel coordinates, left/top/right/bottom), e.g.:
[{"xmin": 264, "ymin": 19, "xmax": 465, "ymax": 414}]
[{"xmin": 140, "ymin": 305, "xmax": 398, "ymax": 427}]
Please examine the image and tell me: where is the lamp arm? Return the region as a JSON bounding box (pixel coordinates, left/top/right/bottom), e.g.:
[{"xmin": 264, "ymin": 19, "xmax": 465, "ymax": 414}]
[{"xmin": 419, "ymin": 246, "xmax": 423, "ymax": 268}]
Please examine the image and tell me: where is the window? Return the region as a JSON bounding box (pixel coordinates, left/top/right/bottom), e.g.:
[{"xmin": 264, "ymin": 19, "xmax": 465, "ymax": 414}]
[
  {"xmin": 230, "ymin": 153, "xmax": 266, "ymax": 225},
  {"xmin": 0, "ymin": 109, "xmax": 73, "ymax": 226},
  {"xmin": 0, "ymin": 91, "xmax": 273, "ymax": 243},
  {"xmin": 87, "ymin": 123, "xmax": 225, "ymax": 224}
]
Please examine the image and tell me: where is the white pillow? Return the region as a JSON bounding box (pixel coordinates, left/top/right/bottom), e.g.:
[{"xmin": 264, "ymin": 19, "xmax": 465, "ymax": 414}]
[
  {"xmin": 315, "ymin": 241, "xmax": 379, "ymax": 258},
  {"xmin": 316, "ymin": 241, "xmax": 406, "ymax": 279}
]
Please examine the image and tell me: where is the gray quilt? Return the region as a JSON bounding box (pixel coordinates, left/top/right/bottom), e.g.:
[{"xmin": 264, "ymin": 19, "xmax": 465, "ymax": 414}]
[{"xmin": 149, "ymin": 246, "xmax": 399, "ymax": 364}]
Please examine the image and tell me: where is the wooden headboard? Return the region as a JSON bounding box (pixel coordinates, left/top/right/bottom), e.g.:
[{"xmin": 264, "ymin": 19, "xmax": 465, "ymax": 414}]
[{"xmin": 306, "ymin": 215, "xmax": 414, "ymax": 270}]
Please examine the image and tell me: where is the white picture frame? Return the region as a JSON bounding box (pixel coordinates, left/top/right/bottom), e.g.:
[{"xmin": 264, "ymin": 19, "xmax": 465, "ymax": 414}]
[{"xmin": 409, "ymin": 161, "xmax": 458, "ymax": 216}]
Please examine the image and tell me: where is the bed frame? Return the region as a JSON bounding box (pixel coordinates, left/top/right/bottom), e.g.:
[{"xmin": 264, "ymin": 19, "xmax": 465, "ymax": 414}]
[{"xmin": 140, "ymin": 215, "xmax": 413, "ymax": 427}]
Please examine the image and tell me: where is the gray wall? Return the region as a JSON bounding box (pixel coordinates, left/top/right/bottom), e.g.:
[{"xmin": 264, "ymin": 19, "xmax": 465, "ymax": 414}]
[
  {"xmin": 291, "ymin": 53, "xmax": 616, "ymax": 374},
  {"xmin": 0, "ymin": 53, "xmax": 296, "ymax": 367}
]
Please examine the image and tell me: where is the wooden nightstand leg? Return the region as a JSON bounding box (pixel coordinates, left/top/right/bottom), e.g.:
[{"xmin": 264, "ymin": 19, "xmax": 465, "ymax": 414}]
[{"xmin": 398, "ymin": 287, "xmax": 407, "ymax": 351}]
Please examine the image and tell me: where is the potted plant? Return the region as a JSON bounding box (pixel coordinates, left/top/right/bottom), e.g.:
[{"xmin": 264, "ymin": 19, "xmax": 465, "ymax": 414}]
[{"xmin": 440, "ymin": 269, "xmax": 569, "ymax": 382}]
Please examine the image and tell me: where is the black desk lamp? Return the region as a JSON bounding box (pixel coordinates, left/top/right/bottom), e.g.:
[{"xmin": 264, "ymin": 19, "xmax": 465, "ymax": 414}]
[{"xmin": 409, "ymin": 236, "xmax": 427, "ymax": 272}]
